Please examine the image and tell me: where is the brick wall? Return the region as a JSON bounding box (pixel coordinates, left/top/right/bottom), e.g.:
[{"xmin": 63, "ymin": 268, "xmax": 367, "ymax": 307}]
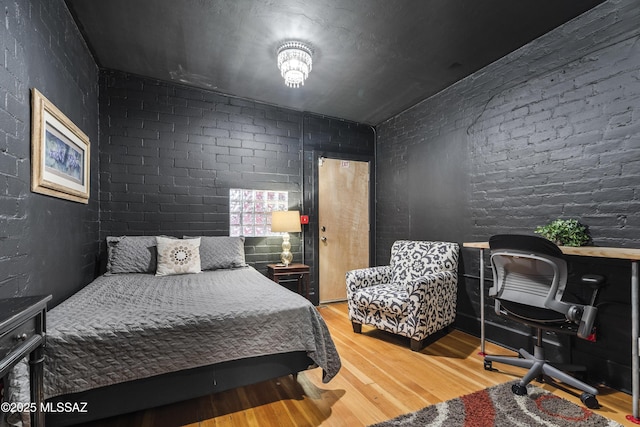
[
  {"xmin": 0, "ymin": 0, "xmax": 99, "ymax": 305},
  {"xmin": 99, "ymin": 72, "xmax": 374, "ymax": 303},
  {"xmin": 100, "ymin": 72, "xmax": 302, "ymax": 268},
  {"xmin": 378, "ymin": 0, "xmax": 640, "ymax": 257},
  {"xmin": 375, "ymin": 0, "xmax": 640, "ymax": 392}
]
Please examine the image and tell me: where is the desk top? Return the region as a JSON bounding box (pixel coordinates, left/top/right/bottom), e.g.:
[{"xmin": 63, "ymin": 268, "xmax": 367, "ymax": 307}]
[{"xmin": 463, "ymin": 242, "xmax": 640, "ymax": 261}]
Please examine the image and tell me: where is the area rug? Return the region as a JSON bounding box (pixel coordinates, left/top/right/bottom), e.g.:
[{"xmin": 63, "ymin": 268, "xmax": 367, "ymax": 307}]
[{"xmin": 370, "ymin": 381, "xmax": 622, "ymax": 426}]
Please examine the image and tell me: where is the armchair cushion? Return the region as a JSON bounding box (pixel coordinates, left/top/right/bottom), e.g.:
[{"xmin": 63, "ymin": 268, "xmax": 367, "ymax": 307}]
[{"xmin": 353, "ymin": 284, "xmax": 408, "ymax": 315}]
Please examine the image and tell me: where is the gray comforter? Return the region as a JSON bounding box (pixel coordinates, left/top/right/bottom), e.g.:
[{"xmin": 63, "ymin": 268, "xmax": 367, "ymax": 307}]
[{"xmin": 38, "ymin": 266, "xmax": 340, "ymax": 398}]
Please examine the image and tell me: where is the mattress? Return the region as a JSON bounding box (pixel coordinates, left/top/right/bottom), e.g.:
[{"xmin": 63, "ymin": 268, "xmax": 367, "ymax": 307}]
[{"xmin": 16, "ymin": 266, "xmax": 340, "ymax": 400}]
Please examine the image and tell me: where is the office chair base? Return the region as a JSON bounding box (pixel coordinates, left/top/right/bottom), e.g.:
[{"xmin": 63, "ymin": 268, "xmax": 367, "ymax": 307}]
[
  {"xmin": 580, "ymin": 392, "xmax": 599, "ymax": 409},
  {"xmin": 484, "ymin": 347, "xmax": 600, "ymax": 408},
  {"xmin": 512, "ymin": 383, "xmax": 528, "ymax": 395},
  {"xmin": 508, "ymin": 380, "xmax": 599, "ymax": 408}
]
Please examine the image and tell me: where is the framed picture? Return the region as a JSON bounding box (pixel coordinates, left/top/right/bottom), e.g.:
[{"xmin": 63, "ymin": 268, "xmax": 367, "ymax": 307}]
[{"xmin": 31, "ymin": 88, "xmax": 90, "ymax": 204}]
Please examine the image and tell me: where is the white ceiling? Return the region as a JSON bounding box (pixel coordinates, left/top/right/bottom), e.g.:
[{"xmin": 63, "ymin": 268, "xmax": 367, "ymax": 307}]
[{"xmin": 66, "ymin": 0, "xmax": 604, "ymax": 125}]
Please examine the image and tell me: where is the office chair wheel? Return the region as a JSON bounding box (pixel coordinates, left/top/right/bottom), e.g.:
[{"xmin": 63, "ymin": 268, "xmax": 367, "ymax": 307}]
[
  {"xmin": 580, "ymin": 392, "xmax": 599, "ymax": 409},
  {"xmin": 483, "ymin": 360, "xmax": 492, "ymax": 371},
  {"xmin": 511, "ymin": 383, "xmax": 528, "ymax": 396}
]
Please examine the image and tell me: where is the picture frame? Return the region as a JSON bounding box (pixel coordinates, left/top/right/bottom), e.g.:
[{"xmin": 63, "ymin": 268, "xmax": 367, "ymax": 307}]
[{"xmin": 31, "ymin": 88, "xmax": 90, "ymax": 204}]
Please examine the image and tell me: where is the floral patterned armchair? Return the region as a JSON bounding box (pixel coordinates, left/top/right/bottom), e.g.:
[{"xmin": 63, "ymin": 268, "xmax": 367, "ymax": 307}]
[{"xmin": 346, "ymin": 240, "xmax": 459, "ymax": 351}]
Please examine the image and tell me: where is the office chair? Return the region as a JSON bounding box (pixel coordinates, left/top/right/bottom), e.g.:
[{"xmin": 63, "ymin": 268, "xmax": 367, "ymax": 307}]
[{"xmin": 483, "ymin": 234, "xmax": 606, "ymax": 409}]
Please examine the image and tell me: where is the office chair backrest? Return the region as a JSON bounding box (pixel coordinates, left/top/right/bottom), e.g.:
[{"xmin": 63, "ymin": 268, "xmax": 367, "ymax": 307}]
[{"xmin": 489, "ymin": 234, "xmax": 570, "ymax": 318}]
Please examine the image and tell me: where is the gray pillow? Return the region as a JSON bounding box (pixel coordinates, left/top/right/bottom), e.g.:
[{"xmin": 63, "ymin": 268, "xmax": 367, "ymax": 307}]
[
  {"xmin": 106, "ymin": 236, "xmax": 159, "ymax": 274},
  {"xmin": 184, "ymin": 236, "xmax": 246, "ymax": 270}
]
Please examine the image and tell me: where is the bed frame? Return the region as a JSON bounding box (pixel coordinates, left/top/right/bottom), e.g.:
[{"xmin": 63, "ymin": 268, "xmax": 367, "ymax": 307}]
[{"xmin": 45, "ymin": 351, "xmax": 314, "ymax": 426}]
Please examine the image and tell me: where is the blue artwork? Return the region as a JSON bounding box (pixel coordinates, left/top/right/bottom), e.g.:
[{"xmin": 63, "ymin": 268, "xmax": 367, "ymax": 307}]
[{"xmin": 45, "ymin": 129, "xmax": 84, "ymax": 185}]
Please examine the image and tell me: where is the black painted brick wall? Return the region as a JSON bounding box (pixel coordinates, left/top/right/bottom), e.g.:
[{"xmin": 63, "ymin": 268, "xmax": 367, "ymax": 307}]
[
  {"xmin": 0, "ymin": 0, "xmax": 99, "ymax": 306},
  {"xmin": 378, "ymin": 0, "xmax": 640, "ymax": 256},
  {"xmin": 100, "ymin": 71, "xmax": 302, "ymax": 272},
  {"xmin": 376, "ymin": 0, "xmax": 640, "ymax": 392},
  {"xmin": 99, "ymin": 71, "xmax": 374, "ymax": 304}
]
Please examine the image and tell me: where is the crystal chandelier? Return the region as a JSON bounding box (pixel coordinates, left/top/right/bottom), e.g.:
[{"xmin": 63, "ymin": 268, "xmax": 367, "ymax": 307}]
[{"xmin": 277, "ymin": 41, "xmax": 313, "ymax": 88}]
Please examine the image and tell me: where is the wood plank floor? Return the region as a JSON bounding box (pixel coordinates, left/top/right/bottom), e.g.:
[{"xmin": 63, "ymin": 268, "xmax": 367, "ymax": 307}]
[{"xmin": 88, "ymin": 302, "xmax": 632, "ymax": 426}]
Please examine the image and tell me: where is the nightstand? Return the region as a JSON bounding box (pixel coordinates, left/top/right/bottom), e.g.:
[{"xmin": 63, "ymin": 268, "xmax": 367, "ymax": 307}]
[
  {"xmin": 0, "ymin": 295, "xmax": 51, "ymax": 427},
  {"xmin": 267, "ymin": 263, "xmax": 310, "ymax": 300}
]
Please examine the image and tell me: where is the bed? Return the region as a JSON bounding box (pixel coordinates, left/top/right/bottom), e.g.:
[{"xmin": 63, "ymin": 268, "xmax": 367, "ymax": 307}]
[{"xmin": 10, "ymin": 236, "xmax": 341, "ymax": 426}]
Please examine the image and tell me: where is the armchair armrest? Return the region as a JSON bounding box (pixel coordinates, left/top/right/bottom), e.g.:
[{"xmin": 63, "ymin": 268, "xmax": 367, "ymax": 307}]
[
  {"xmin": 346, "ymin": 265, "xmax": 392, "ymax": 295},
  {"xmin": 404, "ymin": 271, "xmax": 458, "ymax": 340},
  {"xmin": 405, "ymin": 270, "xmax": 458, "ymax": 296}
]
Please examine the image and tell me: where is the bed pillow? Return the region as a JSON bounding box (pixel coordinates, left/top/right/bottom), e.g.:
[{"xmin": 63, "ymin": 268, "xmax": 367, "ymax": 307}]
[
  {"xmin": 184, "ymin": 236, "xmax": 247, "ymax": 270},
  {"xmin": 155, "ymin": 237, "xmax": 202, "ymax": 277},
  {"xmin": 106, "ymin": 236, "xmax": 158, "ymax": 274}
]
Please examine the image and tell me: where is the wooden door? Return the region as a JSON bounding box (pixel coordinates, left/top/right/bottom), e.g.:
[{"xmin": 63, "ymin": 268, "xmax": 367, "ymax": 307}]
[{"xmin": 318, "ymin": 157, "xmax": 370, "ymax": 303}]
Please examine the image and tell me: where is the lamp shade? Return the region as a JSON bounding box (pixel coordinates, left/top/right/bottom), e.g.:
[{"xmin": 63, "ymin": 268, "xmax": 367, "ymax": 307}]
[{"xmin": 271, "ymin": 210, "xmax": 301, "ymax": 233}]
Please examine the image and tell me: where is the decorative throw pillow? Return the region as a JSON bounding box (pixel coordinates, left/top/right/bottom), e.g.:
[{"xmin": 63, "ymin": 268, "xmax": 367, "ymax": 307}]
[
  {"xmin": 183, "ymin": 236, "xmax": 246, "ymax": 270},
  {"xmin": 106, "ymin": 236, "xmax": 158, "ymax": 274},
  {"xmin": 155, "ymin": 237, "xmax": 202, "ymax": 277}
]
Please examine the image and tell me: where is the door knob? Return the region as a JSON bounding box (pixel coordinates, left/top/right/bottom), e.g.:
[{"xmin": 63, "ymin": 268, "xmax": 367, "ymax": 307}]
[
  {"xmin": 321, "ymin": 226, "xmax": 326, "ymax": 232},
  {"xmin": 321, "ymin": 236, "xmax": 327, "ymax": 242}
]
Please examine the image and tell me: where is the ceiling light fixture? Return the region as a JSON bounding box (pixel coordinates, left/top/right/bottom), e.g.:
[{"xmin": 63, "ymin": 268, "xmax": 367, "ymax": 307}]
[{"xmin": 277, "ymin": 41, "xmax": 313, "ymax": 88}]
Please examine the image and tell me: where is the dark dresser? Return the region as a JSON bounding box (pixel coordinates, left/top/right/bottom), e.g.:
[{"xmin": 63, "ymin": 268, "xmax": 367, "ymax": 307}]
[{"xmin": 0, "ymin": 295, "xmax": 52, "ymax": 427}]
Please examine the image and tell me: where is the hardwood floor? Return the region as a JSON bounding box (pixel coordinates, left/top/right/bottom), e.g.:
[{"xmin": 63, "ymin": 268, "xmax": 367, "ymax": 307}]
[{"xmin": 88, "ymin": 302, "xmax": 632, "ymax": 426}]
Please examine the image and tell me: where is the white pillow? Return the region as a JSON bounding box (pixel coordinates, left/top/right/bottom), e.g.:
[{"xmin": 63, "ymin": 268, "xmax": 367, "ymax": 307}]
[{"xmin": 155, "ymin": 237, "xmax": 202, "ymax": 277}]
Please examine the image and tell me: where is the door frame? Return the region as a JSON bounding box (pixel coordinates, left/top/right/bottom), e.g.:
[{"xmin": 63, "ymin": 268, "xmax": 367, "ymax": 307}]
[{"xmin": 312, "ymin": 150, "xmax": 376, "ymax": 303}]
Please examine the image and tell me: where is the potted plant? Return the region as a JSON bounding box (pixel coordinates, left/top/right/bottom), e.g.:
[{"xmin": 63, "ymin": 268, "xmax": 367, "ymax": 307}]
[{"xmin": 534, "ymin": 218, "xmax": 590, "ymax": 247}]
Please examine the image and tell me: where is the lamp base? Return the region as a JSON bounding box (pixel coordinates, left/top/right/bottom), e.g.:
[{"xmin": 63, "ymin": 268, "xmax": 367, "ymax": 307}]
[{"xmin": 280, "ymin": 232, "xmax": 293, "ymax": 267}]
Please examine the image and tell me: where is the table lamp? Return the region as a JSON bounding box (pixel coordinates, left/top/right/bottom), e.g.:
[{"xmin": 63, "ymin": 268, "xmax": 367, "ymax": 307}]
[{"xmin": 271, "ymin": 210, "xmax": 301, "ymax": 267}]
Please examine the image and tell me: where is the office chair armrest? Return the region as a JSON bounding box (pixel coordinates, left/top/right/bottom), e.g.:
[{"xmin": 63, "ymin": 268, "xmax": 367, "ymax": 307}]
[
  {"xmin": 576, "ymin": 274, "xmax": 606, "ymax": 339},
  {"xmin": 346, "ymin": 266, "xmax": 392, "ymax": 295},
  {"xmin": 582, "ymin": 274, "xmax": 606, "ymax": 289},
  {"xmin": 577, "ymin": 305, "xmax": 597, "ymax": 339}
]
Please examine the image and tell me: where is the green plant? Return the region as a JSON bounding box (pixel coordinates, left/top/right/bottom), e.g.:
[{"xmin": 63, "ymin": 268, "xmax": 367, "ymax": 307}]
[{"xmin": 534, "ymin": 218, "xmax": 590, "ymax": 247}]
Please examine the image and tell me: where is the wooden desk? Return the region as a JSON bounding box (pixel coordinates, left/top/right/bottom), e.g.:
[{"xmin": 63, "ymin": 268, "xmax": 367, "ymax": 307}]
[
  {"xmin": 464, "ymin": 242, "xmax": 640, "ymax": 421},
  {"xmin": 464, "ymin": 241, "xmax": 640, "ymax": 260},
  {"xmin": 267, "ymin": 264, "xmax": 310, "ymax": 300},
  {"xmin": 0, "ymin": 295, "xmax": 52, "ymax": 427}
]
